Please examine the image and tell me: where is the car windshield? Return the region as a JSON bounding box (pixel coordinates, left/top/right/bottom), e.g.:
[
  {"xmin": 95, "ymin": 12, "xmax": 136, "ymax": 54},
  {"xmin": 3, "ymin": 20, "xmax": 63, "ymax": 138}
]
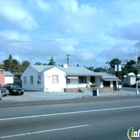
[{"xmin": 10, "ymin": 85, "xmax": 20, "ymax": 88}]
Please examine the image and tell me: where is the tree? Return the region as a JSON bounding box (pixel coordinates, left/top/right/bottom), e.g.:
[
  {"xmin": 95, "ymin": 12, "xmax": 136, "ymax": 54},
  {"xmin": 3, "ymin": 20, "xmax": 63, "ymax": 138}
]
[
  {"xmin": 3, "ymin": 59, "xmax": 11, "ymax": 71},
  {"xmin": 22, "ymin": 61, "xmax": 30, "ymax": 67},
  {"xmin": 94, "ymin": 67, "xmax": 106, "ymax": 72},
  {"xmin": 86, "ymin": 66, "xmax": 94, "ymax": 71},
  {"xmin": 11, "ymin": 59, "xmax": 20, "ymax": 72},
  {"xmin": 109, "ymin": 58, "xmax": 121, "ymax": 68},
  {"xmin": 48, "ymin": 57, "xmax": 56, "ymax": 65},
  {"xmin": 12, "ymin": 59, "xmax": 19, "ymax": 68},
  {"xmin": 35, "ymin": 62, "xmax": 42, "ymax": 65},
  {"xmin": 9, "ymin": 54, "xmax": 12, "ymax": 63},
  {"xmin": 22, "ymin": 61, "xmax": 30, "ymax": 72}
]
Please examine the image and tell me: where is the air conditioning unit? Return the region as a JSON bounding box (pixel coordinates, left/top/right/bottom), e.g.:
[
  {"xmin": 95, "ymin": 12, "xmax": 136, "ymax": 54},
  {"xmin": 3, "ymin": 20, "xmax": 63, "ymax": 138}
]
[{"xmin": 38, "ymin": 81, "xmax": 41, "ymax": 84}]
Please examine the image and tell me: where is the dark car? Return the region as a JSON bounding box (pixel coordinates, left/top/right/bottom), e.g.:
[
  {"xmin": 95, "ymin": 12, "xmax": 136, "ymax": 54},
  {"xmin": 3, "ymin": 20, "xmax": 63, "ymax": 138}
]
[
  {"xmin": 131, "ymin": 83, "xmax": 140, "ymax": 88},
  {"xmin": 122, "ymin": 83, "xmax": 131, "ymax": 87},
  {"xmin": 0, "ymin": 92, "xmax": 2, "ymax": 100},
  {"xmin": 0, "ymin": 84, "xmax": 9, "ymax": 97},
  {"xmin": 4, "ymin": 83, "xmax": 24, "ymax": 95}
]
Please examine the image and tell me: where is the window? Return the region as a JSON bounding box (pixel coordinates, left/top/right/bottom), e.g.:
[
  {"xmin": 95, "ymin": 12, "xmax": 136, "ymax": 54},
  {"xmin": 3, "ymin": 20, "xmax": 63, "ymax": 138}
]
[
  {"xmin": 79, "ymin": 76, "xmax": 87, "ymax": 83},
  {"xmin": 103, "ymin": 81, "xmax": 110, "ymax": 87},
  {"xmin": 30, "ymin": 76, "xmax": 33, "ymax": 84},
  {"xmin": 67, "ymin": 79, "xmax": 70, "ymax": 83},
  {"xmin": 23, "ymin": 76, "xmax": 26, "ymax": 85},
  {"xmin": 52, "ymin": 75, "xmax": 58, "ymax": 84},
  {"xmin": 38, "ymin": 75, "xmax": 41, "ymax": 84}
]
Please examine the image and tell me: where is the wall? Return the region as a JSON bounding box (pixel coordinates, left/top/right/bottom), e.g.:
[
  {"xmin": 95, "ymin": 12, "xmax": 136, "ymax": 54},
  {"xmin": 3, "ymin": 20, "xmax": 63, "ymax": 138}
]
[
  {"xmin": 66, "ymin": 76, "xmax": 89, "ymax": 88},
  {"xmin": 44, "ymin": 67, "xmax": 66, "ymax": 92},
  {"xmin": 64, "ymin": 88, "xmax": 79, "ymax": 92},
  {"xmin": 127, "ymin": 76, "xmax": 136, "ymax": 85},
  {"xmin": 95, "ymin": 76, "xmax": 101, "ymax": 87},
  {"xmin": 5, "ymin": 76, "xmax": 13, "ymax": 84},
  {"xmin": 98, "ymin": 87, "xmax": 113, "ymax": 92},
  {"xmin": 22, "ymin": 66, "xmax": 44, "ymax": 91},
  {"xmin": 0, "ymin": 70, "xmax": 5, "ymax": 85}
]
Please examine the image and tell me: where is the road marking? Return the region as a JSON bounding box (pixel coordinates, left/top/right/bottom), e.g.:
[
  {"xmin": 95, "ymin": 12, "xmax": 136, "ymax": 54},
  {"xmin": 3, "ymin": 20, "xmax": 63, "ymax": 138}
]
[
  {"xmin": 0, "ymin": 124, "xmax": 89, "ymax": 139},
  {"xmin": 0, "ymin": 105, "xmax": 140, "ymax": 121}
]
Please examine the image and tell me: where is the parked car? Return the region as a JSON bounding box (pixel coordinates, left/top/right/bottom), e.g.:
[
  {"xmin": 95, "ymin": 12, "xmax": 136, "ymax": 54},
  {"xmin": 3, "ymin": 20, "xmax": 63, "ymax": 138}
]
[
  {"xmin": 0, "ymin": 84, "xmax": 9, "ymax": 96},
  {"xmin": 4, "ymin": 83, "xmax": 19, "ymax": 90},
  {"xmin": 4, "ymin": 83, "xmax": 24, "ymax": 95},
  {"xmin": 131, "ymin": 83, "xmax": 140, "ymax": 88},
  {"xmin": 122, "ymin": 83, "xmax": 131, "ymax": 87},
  {"xmin": 0, "ymin": 92, "xmax": 2, "ymax": 100}
]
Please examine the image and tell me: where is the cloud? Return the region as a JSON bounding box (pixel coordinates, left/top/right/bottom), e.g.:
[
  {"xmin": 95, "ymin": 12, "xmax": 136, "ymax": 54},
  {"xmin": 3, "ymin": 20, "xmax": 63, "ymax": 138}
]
[
  {"xmin": 100, "ymin": 43, "xmax": 136, "ymax": 63},
  {"xmin": 36, "ymin": 0, "xmax": 51, "ymax": 11},
  {"xmin": 0, "ymin": 0, "xmax": 38, "ymax": 30},
  {"xmin": 1, "ymin": 0, "xmax": 140, "ymax": 67},
  {"xmin": 0, "ymin": 30, "xmax": 31, "ymax": 41},
  {"xmin": 110, "ymin": 23, "xmax": 140, "ymax": 41},
  {"xmin": 41, "ymin": 0, "xmax": 104, "ymax": 35}
]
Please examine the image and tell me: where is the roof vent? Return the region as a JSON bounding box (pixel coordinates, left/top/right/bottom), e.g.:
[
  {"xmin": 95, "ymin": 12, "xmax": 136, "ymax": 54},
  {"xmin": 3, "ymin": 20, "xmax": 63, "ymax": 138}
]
[{"xmin": 63, "ymin": 64, "xmax": 68, "ymax": 68}]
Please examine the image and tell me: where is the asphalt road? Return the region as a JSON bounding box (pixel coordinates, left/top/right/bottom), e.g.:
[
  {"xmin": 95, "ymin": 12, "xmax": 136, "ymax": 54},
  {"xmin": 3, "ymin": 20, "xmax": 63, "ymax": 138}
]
[{"xmin": 0, "ymin": 96, "xmax": 140, "ymax": 140}]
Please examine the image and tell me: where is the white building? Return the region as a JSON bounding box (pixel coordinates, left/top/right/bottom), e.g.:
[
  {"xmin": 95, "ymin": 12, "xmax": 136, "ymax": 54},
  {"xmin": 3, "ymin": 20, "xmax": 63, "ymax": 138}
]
[
  {"xmin": 22, "ymin": 65, "xmax": 121, "ymax": 92},
  {"xmin": 4, "ymin": 71, "xmax": 14, "ymax": 84}
]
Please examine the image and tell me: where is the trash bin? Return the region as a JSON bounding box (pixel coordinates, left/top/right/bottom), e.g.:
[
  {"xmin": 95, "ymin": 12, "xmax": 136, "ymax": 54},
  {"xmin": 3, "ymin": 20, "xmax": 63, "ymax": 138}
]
[{"xmin": 93, "ymin": 89, "xmax": 98, "ymax": 96}]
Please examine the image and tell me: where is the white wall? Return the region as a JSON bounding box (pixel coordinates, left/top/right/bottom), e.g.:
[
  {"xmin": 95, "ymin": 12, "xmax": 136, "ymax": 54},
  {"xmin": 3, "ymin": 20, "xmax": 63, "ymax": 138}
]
[
  {"xmin": 95, "ymin": 76, "xmax": 101, "ymax": 87},
  {"xmin": 22, "ymin": 66, "xmax": 44, "ymax": 91},
  {"xmin": 127, "ymin": 76, "xmax": 136, "ymax": 85},
  {"xmin": 5, "ymin": 76, "xmax": 13, "ymax": 84},
  {"xmin": 44, "ymin": 67, "xmax": 66, "ymax": 92},
  {"xmin": 66, "ymin": 76, "xmax": 89, "ymax": 88}
]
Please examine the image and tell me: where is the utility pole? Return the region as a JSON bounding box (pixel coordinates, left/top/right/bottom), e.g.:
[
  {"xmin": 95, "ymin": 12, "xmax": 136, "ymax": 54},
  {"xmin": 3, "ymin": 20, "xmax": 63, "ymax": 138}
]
[
  {"xmin": 115, "ymin": 64, "xmax": 121, "ymax": 91},
  {"xmin": 135, "ymin": 42, "xmax": 140, "ymax": 94},
  {"xmin": 66, "ymin": 54, "xmax": 70, "ymax": 66}
]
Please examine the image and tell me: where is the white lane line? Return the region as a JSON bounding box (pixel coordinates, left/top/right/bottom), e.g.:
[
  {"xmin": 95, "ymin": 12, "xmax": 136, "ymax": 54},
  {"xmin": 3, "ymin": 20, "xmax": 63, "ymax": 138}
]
[
  {"xmin": 0, "ymin": 124, "xmax": 89, "ymax": 139},
  {"xmin": 0, "ymin": 105, "xmax": 140, "ymax": 121}
]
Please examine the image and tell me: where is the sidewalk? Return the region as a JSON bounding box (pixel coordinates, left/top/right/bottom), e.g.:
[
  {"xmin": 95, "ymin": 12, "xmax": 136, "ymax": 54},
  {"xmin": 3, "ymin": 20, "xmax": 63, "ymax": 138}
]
[{"xmin": 0, "ymin": 90, "xmax": 138, "ymax": 102}]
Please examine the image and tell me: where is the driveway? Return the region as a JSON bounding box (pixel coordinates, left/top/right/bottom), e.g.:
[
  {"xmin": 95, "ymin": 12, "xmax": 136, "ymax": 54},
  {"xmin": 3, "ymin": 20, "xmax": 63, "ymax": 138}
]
[
  {"xmin": 0, "ymin": 90, "xmax": 136, "ymax": 102},
  {"xmin": 1, "ymin": 92, "xmax": 93, "ymax": 102}
]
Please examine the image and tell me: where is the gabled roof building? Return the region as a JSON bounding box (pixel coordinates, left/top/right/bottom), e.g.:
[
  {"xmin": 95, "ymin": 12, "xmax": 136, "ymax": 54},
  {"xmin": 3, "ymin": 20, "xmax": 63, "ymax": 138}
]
[{"xmin": 22, "ymin": 65, "xmax": 121, "ymax": 92}]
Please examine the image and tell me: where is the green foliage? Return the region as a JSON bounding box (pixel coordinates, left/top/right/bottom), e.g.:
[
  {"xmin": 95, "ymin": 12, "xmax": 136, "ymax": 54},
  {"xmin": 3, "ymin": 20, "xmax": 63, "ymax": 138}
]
[
  {"xmin": 109, "ymin": 58, "xmax": 121, "ymax": 68},
  {"xmin": 48, "ymin": 57, "xmax": 56, "ymax": 65},
  {"xmin": 86, "ymin": 66, "xmax": 94, "ymax": 71},
  {"xmin": 94, "ymin": 67, "xmax": 106, "ymax": 72},
  {"xmin": 2, "ymin": 55, "xmax": 140, "ymax": 78},
  {"xmin": 3, "ymin": 55, "xmax": 30, "ymax": 73},
  {"xmin": 3, "ymin": 59, "xmax": 11, "ymax": 71},
  {"xmin": 35, "ymin": 62, "xmax": 42, "ymax": 65}
]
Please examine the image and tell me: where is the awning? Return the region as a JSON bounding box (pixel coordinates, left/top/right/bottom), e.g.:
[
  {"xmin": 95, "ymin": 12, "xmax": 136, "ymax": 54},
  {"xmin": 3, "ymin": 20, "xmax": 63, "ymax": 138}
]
[
  {"xmin": 67, "ymin": 76, "xmax": 78, "ymax": 79},
  {"xmin": 102, "ymin": 78, "xmax": 121, "ymax": 81}
]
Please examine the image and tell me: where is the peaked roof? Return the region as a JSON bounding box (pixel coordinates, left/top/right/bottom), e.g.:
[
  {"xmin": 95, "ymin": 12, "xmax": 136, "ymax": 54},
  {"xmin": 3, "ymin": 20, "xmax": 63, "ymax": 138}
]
[
  {"xmin": 5, "ymin": 71, "xmax": 14, "ymax": 76},
  {"xmin": 95, "ymin": 72, "xmax": 121, "ymax": 81},
  {"xmin": 57, "ymin": 66, "xmax": 94, "ymax": 76},
  {"xmin": 29, "ymin": 65, "xmax": 121, "ymax": 81},
  {"xmin": 31, "ymin": 65, "xmax": 53, "ymax": 72},
  {"xmin": 30, "ymin": 65, "xmax": 95, "ymax": 76}
]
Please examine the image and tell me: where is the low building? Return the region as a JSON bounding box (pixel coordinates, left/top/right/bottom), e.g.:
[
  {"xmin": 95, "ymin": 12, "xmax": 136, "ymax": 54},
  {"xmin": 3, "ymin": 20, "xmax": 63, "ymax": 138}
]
[
  {"xmin": 4, "ymin": 71, "xmax": 14, "ymax": 84},
  {"xmin": 22, "ymin": 65, "xmax": 121, "ymax": 92},
  {"xmin": 0, "ymin": 69, "xmax": 5, "ymax": 85}
]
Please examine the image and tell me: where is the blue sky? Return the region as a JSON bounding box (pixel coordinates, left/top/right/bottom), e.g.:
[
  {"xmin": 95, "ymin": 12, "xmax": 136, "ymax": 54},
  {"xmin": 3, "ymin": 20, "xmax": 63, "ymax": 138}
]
[{"xmin": 0, "ymin": 0, "xmax": 140, "ymax": 68}]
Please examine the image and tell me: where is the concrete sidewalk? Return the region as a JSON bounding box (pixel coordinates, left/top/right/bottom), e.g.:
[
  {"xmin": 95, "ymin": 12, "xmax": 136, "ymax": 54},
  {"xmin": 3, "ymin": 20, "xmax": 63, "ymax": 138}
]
[{"xmin": 0, "ymin": 90, "xmax": 138, "ymax": 102}]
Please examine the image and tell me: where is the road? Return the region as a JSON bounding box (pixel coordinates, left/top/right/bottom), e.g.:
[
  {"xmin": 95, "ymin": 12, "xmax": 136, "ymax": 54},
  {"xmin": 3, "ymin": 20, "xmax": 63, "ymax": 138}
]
[{"xmin": 0, "ymin": 96, "xmax": 140, "ymax": 140}]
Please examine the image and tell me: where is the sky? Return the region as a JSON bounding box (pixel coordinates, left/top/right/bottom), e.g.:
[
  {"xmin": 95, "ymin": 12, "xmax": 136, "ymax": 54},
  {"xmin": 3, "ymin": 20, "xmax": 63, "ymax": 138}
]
[{"xmin": 0, "ymin": 0, "xmax": 140, "ymax": 68}]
